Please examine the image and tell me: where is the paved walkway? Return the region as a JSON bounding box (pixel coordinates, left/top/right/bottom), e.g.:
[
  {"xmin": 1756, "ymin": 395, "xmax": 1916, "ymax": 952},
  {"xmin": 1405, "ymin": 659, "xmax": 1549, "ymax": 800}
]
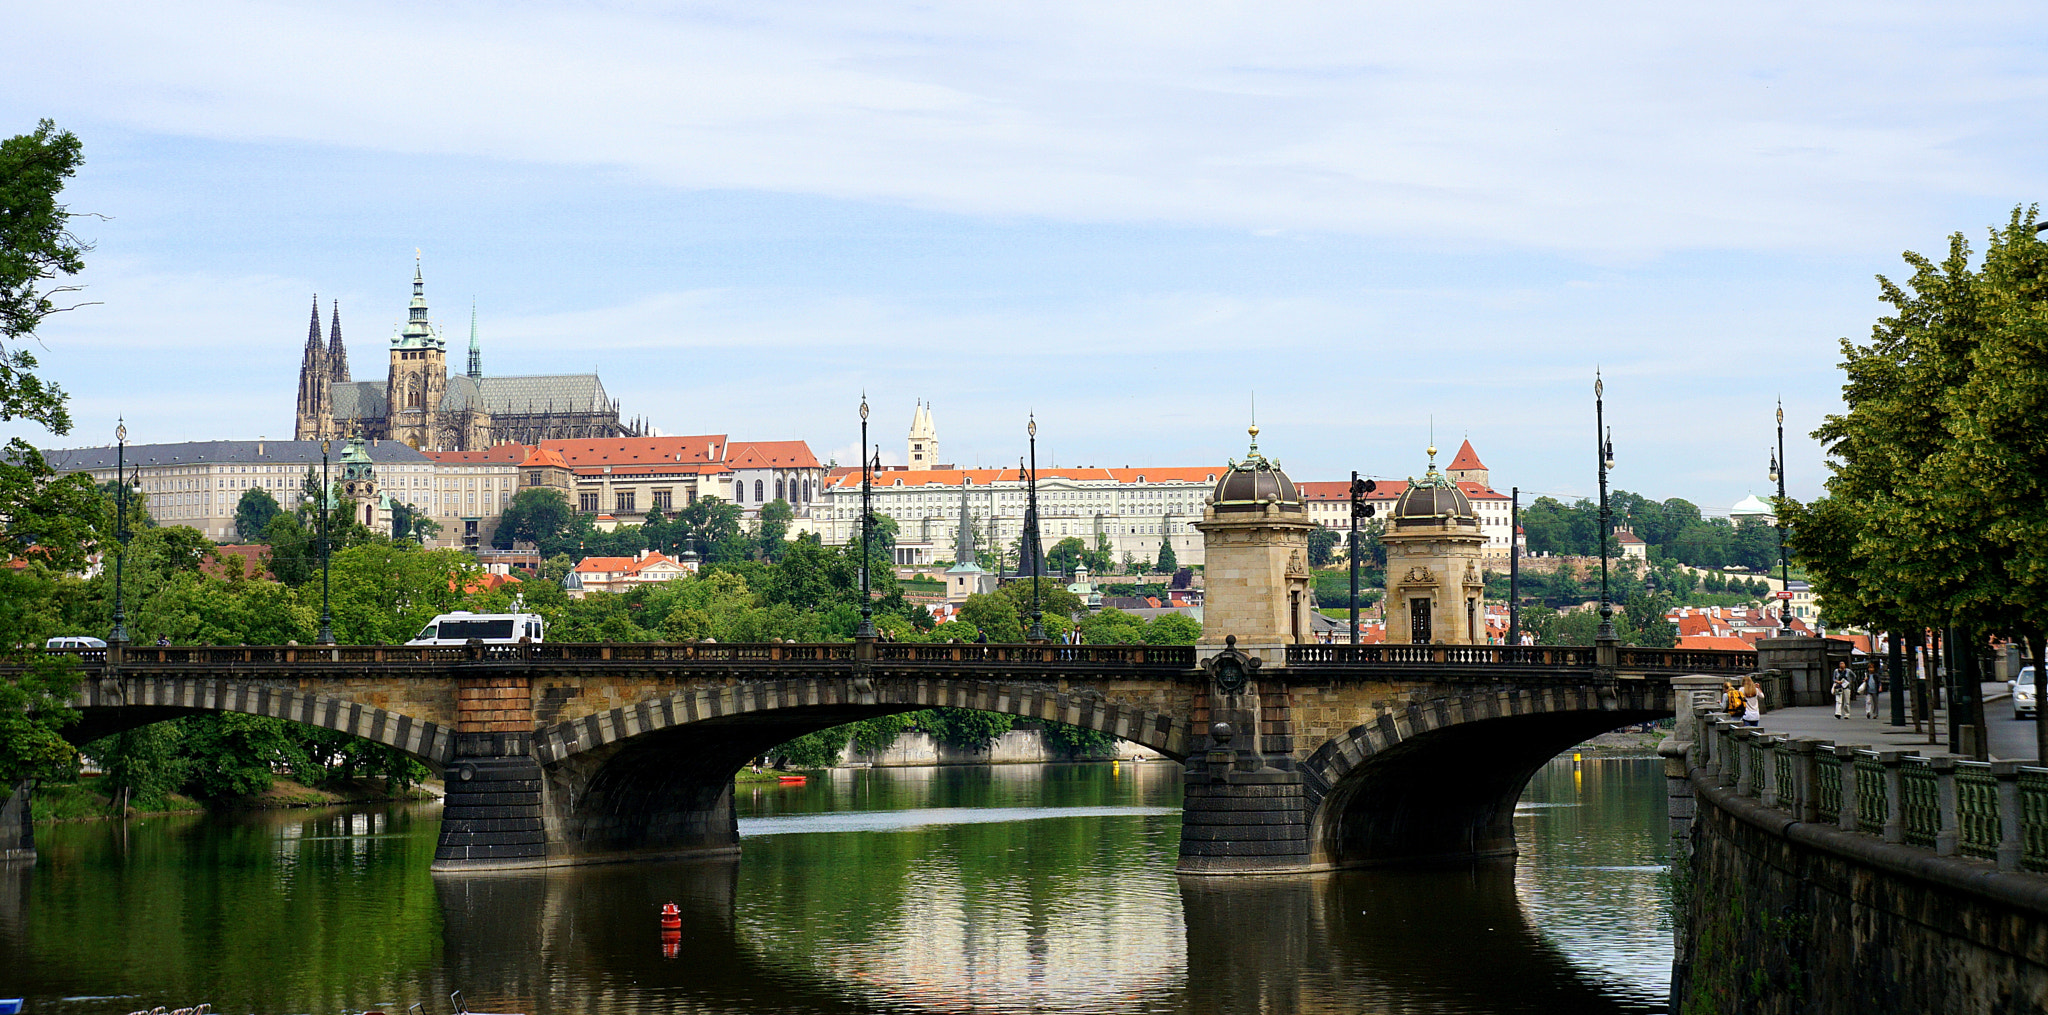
[{"xmin": 1754, "ymin": 683, "xmax": 2040, "ymax": 763}]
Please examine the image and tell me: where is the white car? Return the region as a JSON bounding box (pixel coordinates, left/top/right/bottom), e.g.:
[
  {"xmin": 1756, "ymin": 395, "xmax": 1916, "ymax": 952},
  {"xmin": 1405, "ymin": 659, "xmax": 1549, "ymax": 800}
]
[
  {"xmin": 44, "ymin": 636, "xmax": 108, "ymax": 650},
  {"xmin": 2013, "ymin": 666, "xmax": 2038, "ymax": 720}
]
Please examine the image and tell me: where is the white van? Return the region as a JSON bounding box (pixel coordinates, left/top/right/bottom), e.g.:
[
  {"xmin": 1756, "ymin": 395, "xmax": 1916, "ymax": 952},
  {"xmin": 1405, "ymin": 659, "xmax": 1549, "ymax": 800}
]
[
  {"xmin": 406, "ymin": 612, "xmax": 546, "ymax": 646},
  {"xmin": 45, "ymin": 636, "xmax": 108, "ymax": 650}
]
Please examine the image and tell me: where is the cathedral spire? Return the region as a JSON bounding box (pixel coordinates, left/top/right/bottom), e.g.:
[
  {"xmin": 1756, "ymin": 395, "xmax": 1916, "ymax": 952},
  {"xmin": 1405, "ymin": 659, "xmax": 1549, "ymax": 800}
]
[
  {"xmin": 296, "ymin": 294, "xmax": 331, "ymax": 438},
  {"xmin": 467, "ymin": 298, "xmax": 482, "ymax": 378},
  {"xmin": 327, "ymin": 299, "xmax": 349, "ymax": 382},
  {"xmin": 399, "ymin": 251, "xmax": 438, "ymax": 348}
]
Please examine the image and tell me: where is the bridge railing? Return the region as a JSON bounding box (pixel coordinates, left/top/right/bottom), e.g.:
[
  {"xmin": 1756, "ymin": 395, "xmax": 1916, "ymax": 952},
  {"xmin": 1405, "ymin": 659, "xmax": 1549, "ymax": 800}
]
[
  {"xmin": 1287, "ymin": 644, "xmax": 1598, "ymax": 667},
  {"xmin": 873, "ymin": 643, "xmax": 1196, "ymax": 667},
  {"xmin": 37, "ymin": 641, "xmax": 1190, "ymax": 667},
  {"xmin": 1286, "ymin": 643, "xmax": 1756, "ymax": 671},
  {"xmin": 1615, "ymin": 647, "xmax": 1757, "ymax": 672},
  {"xmin": 1700, "ymin": 716, "xmax": 2048, "ymax": 873}
]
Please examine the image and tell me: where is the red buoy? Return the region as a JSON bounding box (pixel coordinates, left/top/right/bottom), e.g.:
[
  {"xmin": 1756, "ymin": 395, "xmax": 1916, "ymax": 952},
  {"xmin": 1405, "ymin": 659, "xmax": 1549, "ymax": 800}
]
[{"xmin": 659, "ymin": 902, "xmax": 681, "ymax": 930}]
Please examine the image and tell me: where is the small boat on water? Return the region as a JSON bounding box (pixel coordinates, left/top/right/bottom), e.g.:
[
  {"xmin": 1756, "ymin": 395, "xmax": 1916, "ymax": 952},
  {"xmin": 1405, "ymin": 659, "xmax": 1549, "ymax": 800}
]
[{"xmin": 777, "ymin": 774, "xmax": 807, "ymax": 784}]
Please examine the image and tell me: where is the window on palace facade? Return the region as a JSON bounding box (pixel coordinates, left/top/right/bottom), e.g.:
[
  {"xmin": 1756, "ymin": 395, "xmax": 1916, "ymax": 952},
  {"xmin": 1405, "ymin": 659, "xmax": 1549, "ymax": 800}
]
[
  {"xmin": 653, "ymin": 489, "xmax": 672, "ymax": 511},
  {"xmin": 617, "ymin": 491, "xmax": 636, "ymax": 514},
  {"xmin": 528, "ymin": 471, "xmax": 542, "ymax": 486},
  {"xmin": 579, "ymin": 492, "xmax": 599, "ymax": 512},
  {"xmin": 755, "ymin": 479, "xmax": 765, "ymax": 501},
  {"xmin": 776, "ymin": 477, "xmax": 785, "ymax": 501}
]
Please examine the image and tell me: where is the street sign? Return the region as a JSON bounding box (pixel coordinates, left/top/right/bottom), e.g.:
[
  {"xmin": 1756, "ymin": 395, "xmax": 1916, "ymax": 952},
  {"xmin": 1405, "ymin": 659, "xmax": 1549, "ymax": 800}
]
[{"xmin": 1775, "ymin": 590, "xmax": 1794, "ymax": 600}]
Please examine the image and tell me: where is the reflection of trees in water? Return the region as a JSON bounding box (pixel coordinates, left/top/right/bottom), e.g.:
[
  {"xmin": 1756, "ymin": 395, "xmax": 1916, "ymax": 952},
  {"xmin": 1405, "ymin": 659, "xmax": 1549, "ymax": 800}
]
[
  {"xmin": 433, "ymin": 846, "xmax": 1651, "ymax": 1015},
  {"xmin": 1182, "ymin": 865, "xmax": 1658, "ymax": 1015}
]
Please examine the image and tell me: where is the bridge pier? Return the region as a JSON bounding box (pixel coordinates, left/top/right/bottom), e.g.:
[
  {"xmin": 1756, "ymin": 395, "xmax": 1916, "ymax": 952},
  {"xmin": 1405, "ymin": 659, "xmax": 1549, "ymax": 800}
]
[
  {"xmin": 435, "ymin": 675, "xmax": 550, "ymax": 871},
  {"xmin": 1, "ymin": 780, "xmax": 34, "ymax": 865}
]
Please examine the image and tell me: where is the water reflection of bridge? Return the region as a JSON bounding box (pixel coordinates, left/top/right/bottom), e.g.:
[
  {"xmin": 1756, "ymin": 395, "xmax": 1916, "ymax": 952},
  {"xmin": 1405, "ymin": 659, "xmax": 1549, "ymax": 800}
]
[{"xmin": 21, "ymin": 640, "xmax": 1755, "ymax": 873}]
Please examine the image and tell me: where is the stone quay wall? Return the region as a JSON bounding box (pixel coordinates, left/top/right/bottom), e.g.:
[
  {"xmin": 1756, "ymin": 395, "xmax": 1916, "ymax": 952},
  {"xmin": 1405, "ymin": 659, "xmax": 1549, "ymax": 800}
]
[{"xmin": 1674, "ymin": 754, "xmax": 2048, "ymax": 1014}]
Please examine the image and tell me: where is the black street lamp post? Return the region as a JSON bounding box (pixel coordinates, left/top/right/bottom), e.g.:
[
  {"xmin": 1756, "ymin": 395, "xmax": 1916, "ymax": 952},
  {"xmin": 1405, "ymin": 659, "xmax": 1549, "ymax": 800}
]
[
  {"xmin": 1769, "ymin": 401, "xmax": 1793, "ymax": 636},
  {"xmin": 1595, "ymin": 373, "xmax": 1617, "ymax": 646},
  {"xmin": 1025, "ymin": 415, "xmax": 1046, "ymax": 643},
  {"xmin": 108, "ymin": 419, "xmax": 132, "ymax": 649},
  {"xmin": 1348, "ymin": 471, "xmax": 1376, "ymax": 647},
  {"xmin": 856, "ymin": 396, "xmax": 877, "ymax": 643},
  {"xmin": 318, "ymin": 435, "xmax": 334, "ymax": 645},
  {"xmin": 1508, "ymin": 486, "xmax": 1521, "ymax": 648}
]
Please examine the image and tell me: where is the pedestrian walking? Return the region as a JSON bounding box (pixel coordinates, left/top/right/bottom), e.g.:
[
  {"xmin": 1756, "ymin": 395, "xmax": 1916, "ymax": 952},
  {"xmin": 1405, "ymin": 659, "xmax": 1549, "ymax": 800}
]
[
  {"xmin": 1862, "ymin": 664, "xmax": 1881, "ymax": 719},
  {"xmin": 1831, "ymin": 661, "xmax": 1853, "ymax": 719}
]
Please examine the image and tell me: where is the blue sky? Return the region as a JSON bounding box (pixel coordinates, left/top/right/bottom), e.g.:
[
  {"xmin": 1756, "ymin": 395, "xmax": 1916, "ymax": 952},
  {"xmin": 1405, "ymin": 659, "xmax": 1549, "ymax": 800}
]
[{"xmin": 6, "ymin": 1, "xmax": 2045, "ymax": 513}]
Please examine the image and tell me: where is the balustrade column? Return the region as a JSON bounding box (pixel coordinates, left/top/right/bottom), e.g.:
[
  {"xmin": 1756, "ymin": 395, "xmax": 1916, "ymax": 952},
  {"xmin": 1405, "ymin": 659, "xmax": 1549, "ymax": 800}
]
[
  {"xmin": 1787, "ymin": 739, "xmax": 1817, "ymax": 822},
  {"xmin": 1735, "ymin": 729, "xmax": 1756, "ymax": 797},
  {"xmin": 1718, "ymin": 722, "xmax": 1740, "ymax": 788},
  {"xmin": 1879, "ymin": 752, "xmax": 1907, "ymax": 844},
  {"xmin": 1993, "ymin": 761, "xmax": 2023, "ymax": 872},
  {"xmin": 1761, "ymin": 736, "xmax": 1782, "ymax": 808},
  {"xmin": 1931, "ymin": 756, "xmax": 1959, "ymax": 857},
  {"xmin": 1835, "ymin": 746, "xmax": 1859, "ymax": 832}
]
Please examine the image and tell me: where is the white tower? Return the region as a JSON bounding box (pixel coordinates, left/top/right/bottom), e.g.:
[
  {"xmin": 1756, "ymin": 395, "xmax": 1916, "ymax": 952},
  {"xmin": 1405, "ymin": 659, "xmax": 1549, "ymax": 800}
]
[{"xmin": 908, "ymin": 400, "xmax": 938, "ymax": 470}]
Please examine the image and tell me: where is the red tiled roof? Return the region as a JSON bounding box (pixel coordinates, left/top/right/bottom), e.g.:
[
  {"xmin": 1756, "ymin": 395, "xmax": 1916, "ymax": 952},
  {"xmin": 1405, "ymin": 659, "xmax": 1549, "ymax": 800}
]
[
  {"xmin": 424, "ymin": 444, "xmax": 530, "ymax": 464},
  {"xmin": 1678, "ymin": 635, "xmax": 1754, "ymax": 652},
  {"xmin": 572, "ymin": 551, "xmax": 684, "ymax": 577},
  {"xmin": 1298, "ymin": 480, "xmax": 1398, "ymax": 502},
  {"xmin": 1448, "ymin": 440, "xmax": 1486, "ymax": 472},
  {"xmin": 824, "ymin": 466, "xmax": 1226, "ymax": 491},
  {"xmin": 726, "ymin": 440, "xmax": 821, "ymax": 470},
  {"xmin": 1454, "ymin": 480, "xmax": 1509, "ymax": 501},
  {"xmin": 540, "ymin": 435, "xmax": 728, "ymax": 466},
  {"xmin": 520, "ymin": 446, "xmax": 570, "ymax": 469}
]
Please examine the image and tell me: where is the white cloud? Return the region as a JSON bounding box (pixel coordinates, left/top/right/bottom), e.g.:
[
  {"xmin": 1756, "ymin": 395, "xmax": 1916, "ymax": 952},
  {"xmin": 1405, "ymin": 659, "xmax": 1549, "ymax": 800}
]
[{"xmin": 9, "ymin": 1, "xmax": 2043, "ymax": 254}]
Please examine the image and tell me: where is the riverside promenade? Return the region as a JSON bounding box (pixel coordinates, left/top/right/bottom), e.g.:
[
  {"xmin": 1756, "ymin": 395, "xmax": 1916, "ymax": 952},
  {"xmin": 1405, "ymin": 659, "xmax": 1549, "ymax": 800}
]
[{"xmin": 1753, "ymin": 682, "xmax": 2037, "ymax": 762}]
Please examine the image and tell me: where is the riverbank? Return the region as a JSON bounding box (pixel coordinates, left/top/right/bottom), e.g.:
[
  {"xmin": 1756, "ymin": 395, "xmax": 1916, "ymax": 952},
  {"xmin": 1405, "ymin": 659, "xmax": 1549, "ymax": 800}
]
[
  {"xmin": 1570, "ymin": 728, "xmax": 1668, "ymax": 755},
  {"xmin": 31, "ymin": 776, "xmax": 440, "ymax": 823}
]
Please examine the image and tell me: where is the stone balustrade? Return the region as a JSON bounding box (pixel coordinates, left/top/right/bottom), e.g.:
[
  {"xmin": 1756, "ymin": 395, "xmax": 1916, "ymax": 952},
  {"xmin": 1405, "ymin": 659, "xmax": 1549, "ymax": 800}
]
[{"xmin": 1697, "ymin": 713, "xmax": 2047, "ymax": 873}]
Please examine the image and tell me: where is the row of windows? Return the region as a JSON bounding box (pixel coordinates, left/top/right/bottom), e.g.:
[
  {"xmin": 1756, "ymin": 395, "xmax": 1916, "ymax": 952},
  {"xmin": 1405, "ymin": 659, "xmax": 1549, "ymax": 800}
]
[{"xmin": 734, "ymin": 476, "xmax": 814, "ymax": 505}]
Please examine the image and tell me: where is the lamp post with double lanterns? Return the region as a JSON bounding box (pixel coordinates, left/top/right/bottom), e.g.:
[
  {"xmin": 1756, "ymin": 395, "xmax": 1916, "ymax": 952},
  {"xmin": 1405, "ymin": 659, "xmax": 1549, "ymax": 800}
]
[
  {"xmin": 1595, "ymin": 373, "xmax": 1617, "ymax": 647},
  {"xmin": 1348, "ymin": 471, "xmax": 1377, "ymax": 646},
  {"xmin": 1768, "ymin": 401, "xmax": 1793, "ymax": 636},
  {"xmin": 108, "ymin": 419, "xmax": 132, "ymax": 649},
  {"xmin": 856, "ymin": 396, "xmax": 877, "ymax": 643},
  {"xmin": 1025, "ymin": 415, "xmax": 1046, "ymax": 643}
]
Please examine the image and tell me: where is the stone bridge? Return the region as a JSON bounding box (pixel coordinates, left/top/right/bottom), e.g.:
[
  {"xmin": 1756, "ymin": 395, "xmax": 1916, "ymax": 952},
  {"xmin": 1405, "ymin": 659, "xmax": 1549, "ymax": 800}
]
[{"xmin": 11, "ymin": 639, "xmax": 1757, "ymax": 874}]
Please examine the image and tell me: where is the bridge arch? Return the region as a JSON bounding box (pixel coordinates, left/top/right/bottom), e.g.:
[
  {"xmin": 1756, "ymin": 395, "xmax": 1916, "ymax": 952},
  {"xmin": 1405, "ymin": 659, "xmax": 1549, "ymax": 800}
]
[
  {"xmin": 1300, "ymin": 681, "xmax": 1673, "ymax": 869},
  {"xmin": 527, "ymin": 676, "xmax": 1195, "ymax": 863},
  {"xmin": 69, "ymin": 675, "xmax": 456, "ymax": 767}
]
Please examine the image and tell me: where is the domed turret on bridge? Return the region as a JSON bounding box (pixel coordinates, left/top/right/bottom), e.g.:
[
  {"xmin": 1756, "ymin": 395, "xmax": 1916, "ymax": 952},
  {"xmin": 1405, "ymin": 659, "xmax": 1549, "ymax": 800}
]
[
  {"xmin": 1194, "ymin": 424, "xmax": 1316, "ymax": 661},
  {"xmin": 1381, "ymin": 445, "xmax": 1488, "ymax": 645}
]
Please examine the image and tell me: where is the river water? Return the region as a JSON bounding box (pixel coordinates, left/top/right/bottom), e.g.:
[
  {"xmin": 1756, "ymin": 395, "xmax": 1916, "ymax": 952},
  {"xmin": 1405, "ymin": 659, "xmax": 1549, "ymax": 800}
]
[{"xmin": 1, "ymin": 755, "xmax": 1672, "ymax": 1014}]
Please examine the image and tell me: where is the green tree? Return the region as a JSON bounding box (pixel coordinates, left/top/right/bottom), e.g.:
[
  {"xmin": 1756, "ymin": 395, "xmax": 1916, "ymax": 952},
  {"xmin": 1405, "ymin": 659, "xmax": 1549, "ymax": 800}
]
[
  {"xmin": 957, "ymin": 592, "xmax": 1023, "ymax": 642},
  {"xmin": 234, "ymin": 487, "xmax": 281, "ymax": 541},
  {"xmin": 1307, "ymin": 525, "xmax": 1342, "ymax": 567},
  {"xmin": 1046, "ymin": 536, "xmax": 1087, "ymax": 574},
  {"xmin": 494, "ymin": 486, "xmax": 573, "ymax": 550},
  {"xmin": 1144, "ymin": 613, "xmax": 1202, "ymax": 645},
  {"xmin": 1154, "ymin": 539, "xmax": 1178, "ymax": 575},
  {"xmin": 757, "ymin": 498, "xmax": 795, "ymax": 561}
]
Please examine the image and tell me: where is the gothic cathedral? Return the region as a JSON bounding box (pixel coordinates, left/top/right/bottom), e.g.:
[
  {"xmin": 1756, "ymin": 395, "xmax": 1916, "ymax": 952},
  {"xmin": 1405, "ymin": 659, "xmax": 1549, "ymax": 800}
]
[{"xmin": 294, "ymin": 260, "xmax": 646, "ymax": 450}]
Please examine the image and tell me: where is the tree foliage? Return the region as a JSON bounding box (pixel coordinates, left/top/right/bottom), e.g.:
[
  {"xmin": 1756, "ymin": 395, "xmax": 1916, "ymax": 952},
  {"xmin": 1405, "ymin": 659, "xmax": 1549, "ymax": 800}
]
[{"xmin": 1785, "ymin": 207, "xmax": 2048, "ymax": 723}]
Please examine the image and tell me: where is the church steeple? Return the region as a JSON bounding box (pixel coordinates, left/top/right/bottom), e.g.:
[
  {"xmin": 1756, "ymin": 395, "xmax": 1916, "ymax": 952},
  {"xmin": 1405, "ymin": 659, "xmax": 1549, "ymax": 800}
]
[
  {"xmin": 327, "ymin": 299, "xmax": 349, "ymax": 382},
  {"xmin": 295, "ymin": 295, "xmax": 332, "ymax": 439},
  {"xmin": 467, "ymin": 299, "xmax": 482, "ymax": 379},
  {"xmin": 397, "ymin": 254, "xmax": 439, "ymax": 348},
  {"xmin": 908, "ymin": 400, "xmax": 938, "ymax": 470}
]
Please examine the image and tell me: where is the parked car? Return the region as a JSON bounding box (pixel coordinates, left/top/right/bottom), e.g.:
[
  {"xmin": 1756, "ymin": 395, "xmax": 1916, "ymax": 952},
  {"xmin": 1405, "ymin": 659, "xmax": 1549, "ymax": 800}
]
[
  {"xmin": 44, "ymin": 635, "xmax": 108, "ymax": 650},
  {"xmin": 2011, "ymin": 666, "xmax": 2037, "ymax": 720}
]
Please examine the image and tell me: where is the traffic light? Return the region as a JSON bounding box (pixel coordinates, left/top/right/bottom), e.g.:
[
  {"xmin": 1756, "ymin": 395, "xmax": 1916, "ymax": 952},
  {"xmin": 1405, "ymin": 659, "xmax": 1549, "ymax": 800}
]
[{"xmin": 1351, "ymin": 476, "xmax": 1377, "ymax": 519}]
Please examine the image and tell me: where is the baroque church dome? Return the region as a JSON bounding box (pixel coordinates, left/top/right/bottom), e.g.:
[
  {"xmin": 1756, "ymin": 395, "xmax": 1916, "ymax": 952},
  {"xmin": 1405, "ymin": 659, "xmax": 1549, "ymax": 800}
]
[
  {"xmin": 1390, "ymin": 445, "xmax": 1476, "ymax": 528},
  {"xmin": 1209, "ymin": 425, "xmax": 1303, "ymax": 513}
]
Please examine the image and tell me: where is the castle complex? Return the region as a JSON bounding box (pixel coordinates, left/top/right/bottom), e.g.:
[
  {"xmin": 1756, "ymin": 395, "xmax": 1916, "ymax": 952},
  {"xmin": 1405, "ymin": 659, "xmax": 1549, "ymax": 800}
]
[{"xmin": 293, "ymin": 261, "xmax": 643, "ymax": 450}]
